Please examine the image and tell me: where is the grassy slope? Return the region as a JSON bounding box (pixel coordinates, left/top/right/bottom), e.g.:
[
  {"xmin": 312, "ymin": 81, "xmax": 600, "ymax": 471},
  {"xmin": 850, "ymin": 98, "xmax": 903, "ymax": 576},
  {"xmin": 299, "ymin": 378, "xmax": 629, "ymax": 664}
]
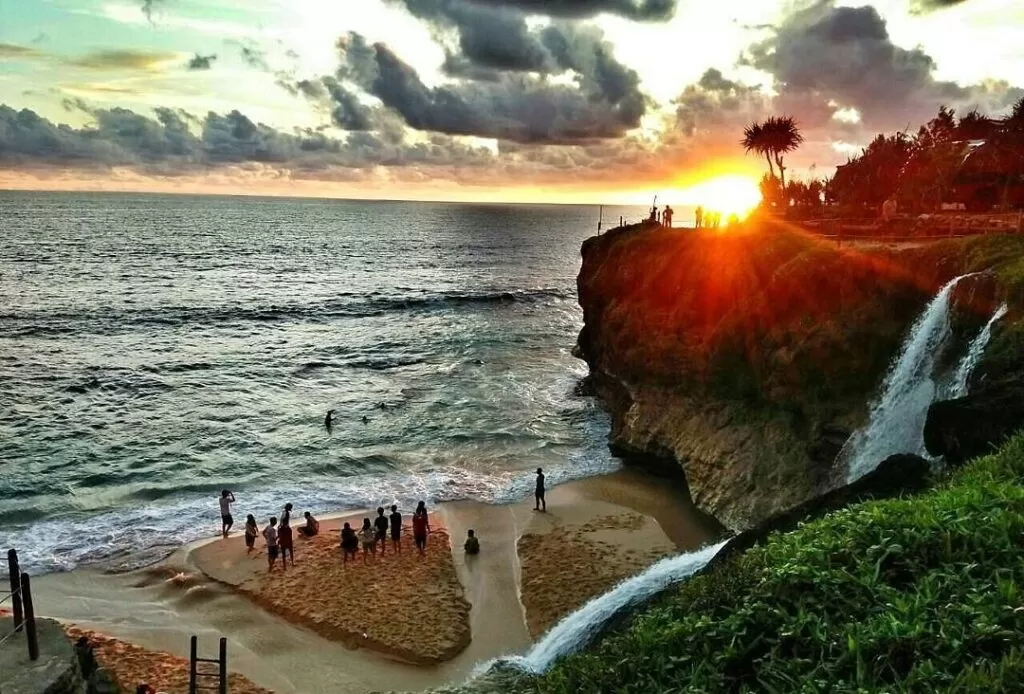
[{"xmin": 524, "ymin": 434, "xmax": 1024, "ymax": 693}]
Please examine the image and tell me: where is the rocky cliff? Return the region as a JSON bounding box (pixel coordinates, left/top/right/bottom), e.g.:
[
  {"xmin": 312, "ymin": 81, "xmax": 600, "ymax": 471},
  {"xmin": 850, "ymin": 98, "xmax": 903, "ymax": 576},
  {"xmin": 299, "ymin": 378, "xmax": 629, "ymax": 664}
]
[{"xmin": 575, "ymin": 220, "xmax": 1024, "ymax": 530}]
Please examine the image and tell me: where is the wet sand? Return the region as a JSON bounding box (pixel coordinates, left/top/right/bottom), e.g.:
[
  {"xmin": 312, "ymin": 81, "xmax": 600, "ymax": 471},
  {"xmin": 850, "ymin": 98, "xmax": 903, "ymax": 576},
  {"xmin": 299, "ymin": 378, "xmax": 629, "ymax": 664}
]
[
  {"xmin": 31, "ymin": 469, "xmax": 719, "ymax": 693},
  {"xmin": 516, "ymin": 470, "xmax": 717, "ymax": 636}
]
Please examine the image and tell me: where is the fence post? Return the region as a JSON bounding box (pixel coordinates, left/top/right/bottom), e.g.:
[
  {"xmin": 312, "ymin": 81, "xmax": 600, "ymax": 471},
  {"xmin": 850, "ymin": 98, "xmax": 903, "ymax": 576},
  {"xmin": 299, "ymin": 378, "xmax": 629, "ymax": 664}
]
[
  {"xmin": 7, "ymin": 549, "xmax": 23, "ymax": 632},
  {"xmin": 218, "ymin": 637, "xmax": 227, "ymax": 694},
  {"xmin": 189, "ymin": 635, "xmax": 198, "ymax": 694},
  {"xmin": 20, "ymin": 573, "xmax": 38, "ymax": 661}
]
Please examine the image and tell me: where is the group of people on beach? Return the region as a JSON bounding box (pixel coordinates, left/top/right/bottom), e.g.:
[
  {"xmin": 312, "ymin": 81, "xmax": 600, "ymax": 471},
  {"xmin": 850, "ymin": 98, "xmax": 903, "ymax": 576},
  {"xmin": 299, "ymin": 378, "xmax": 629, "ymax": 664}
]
[{"xmin": 218, "ymin": 467, "xmax": 547, "ymax": 570}]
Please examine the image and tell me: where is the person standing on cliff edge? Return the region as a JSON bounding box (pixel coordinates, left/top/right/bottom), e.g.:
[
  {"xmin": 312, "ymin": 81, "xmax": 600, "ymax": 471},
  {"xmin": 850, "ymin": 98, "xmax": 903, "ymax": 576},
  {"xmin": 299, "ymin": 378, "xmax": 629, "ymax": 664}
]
[{"xmin": 535, "ymin": 468, "xmax": 546, "ymax": 512}]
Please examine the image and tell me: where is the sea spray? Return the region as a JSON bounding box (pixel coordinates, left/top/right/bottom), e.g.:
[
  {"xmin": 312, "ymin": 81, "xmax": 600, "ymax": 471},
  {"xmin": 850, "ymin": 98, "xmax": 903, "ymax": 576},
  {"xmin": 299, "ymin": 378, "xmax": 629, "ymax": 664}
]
[
  {"xmin": 949, "ymin": 302, "xmax": 1008, "ymax": 398},
  {"xmin": 485, "ymin": 540, "xmax": 729, "ymax": 675},
  {"xmin": 843, "ymin": 274, "xmax": 976, "ymax": 482}
]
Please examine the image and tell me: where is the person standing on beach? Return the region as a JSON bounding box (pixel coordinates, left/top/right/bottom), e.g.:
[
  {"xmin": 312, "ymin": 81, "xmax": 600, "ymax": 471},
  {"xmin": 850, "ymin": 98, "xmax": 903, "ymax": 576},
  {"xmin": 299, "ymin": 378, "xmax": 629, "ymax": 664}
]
[
  {"xmin": 412, "ymin": 503, "xmax": 429, "ymax": 555},
  {"xmin": 389, "ymin": 505, "xmax": 402, "ymax": 553},
  {"xmin": 374, "ymin": 507, "xmax": 389, "ymax": 554},
  {"xmin": 244, "ymin": 514, "xmax": 258, "ymax": 553},
  {"xmin": 535, "ymin": 468, "xmax": 546, "ymax": 512},
  {"xmin": 278, "ymin": 508, "xmax": 295, "ymax": 568},
  {"xmin": 219, "ymin": 490, "xmax": 235, "ymax": 538},
  {"xmin": 262, "ymin": 516, "xmax": 280, "ymax": 572},
  {"xmin": 360, "ymin": 518, "xmax": 376, "ymax": 564},
  {"xmin": 340, "ymin": 522, "xmax": 359, "ymax": 563}
]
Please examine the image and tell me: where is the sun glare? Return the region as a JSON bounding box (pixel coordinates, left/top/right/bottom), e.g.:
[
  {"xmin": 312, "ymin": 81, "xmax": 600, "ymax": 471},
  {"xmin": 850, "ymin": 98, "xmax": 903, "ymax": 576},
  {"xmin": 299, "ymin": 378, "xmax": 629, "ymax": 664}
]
[{"xmin": 680, "ymin": 175, "xmax": 762, "ymax": 219}]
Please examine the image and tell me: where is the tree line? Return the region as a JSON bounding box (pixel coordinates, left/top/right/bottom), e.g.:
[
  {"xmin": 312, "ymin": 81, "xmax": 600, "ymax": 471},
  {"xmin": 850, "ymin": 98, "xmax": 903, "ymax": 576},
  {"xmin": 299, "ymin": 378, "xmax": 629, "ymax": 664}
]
[{"xmin": 741, "ymin": 98, "xmax": 1024, "ymax": 217}]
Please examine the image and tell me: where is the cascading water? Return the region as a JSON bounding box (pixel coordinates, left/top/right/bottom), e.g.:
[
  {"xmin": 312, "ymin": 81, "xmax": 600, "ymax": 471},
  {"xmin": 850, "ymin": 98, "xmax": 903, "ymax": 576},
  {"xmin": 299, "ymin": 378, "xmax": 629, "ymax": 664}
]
[
  {"xmin": 843, "ymin": 274, "xmax": 976, "ymax": 482},
  {"xmin": 949, "ymin": 302, "xmax": 1008, "ymax": 398},
  {"xmin": 487, "ymin": 540, "xmax": 728, "ymax": 675}
]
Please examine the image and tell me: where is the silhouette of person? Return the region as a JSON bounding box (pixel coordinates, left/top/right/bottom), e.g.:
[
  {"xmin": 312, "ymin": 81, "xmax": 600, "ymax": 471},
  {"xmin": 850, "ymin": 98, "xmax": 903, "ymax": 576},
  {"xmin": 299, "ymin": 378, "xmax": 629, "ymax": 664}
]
[
  {"xmin": 325, "ymin": 409, "xmax": 335, "ymax": 432},
  {"xmin": 464, "ymin": 529, "xmax": 480, "ymax": 555},
  {"xmin": 664, "ymin": 206, "xmax": 674, "ymax": 228},
  {"xmin": 695, "ymin": 206, "xmax": 704, "ymax": 229},
  {"xmin": 534, "ymin": 468, "xmax": 546, "ymax": 512}
]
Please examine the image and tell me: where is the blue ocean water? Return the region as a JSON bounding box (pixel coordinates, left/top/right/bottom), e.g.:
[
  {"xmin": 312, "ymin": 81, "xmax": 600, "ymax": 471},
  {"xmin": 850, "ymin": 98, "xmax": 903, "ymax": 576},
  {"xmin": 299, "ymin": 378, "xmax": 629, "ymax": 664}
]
[{"xmin": 0, "ymin": 192, "xmax": 647, "ymax": 574}]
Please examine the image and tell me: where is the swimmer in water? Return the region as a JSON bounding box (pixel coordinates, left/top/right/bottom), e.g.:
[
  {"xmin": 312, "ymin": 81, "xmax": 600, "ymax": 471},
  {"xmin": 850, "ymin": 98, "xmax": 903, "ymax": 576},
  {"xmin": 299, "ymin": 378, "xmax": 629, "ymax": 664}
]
[{"xmin": 325, "ymin": 409, "xmax": 335, "ymax": 431}]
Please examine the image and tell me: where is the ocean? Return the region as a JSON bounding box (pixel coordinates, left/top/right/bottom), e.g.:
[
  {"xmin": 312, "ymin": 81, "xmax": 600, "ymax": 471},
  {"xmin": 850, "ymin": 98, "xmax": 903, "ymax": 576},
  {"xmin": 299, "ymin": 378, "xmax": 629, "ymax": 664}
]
[{"xmin": 0, "ymin": 191, "xmax": 648, "ymax": 575}]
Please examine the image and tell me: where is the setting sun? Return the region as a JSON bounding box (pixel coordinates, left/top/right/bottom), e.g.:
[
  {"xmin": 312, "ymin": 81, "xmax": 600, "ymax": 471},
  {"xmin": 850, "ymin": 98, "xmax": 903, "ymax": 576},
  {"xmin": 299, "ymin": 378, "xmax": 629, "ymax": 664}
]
[{"xmin": 679, "ymin": 175, "xmax": 762, "ymax": 219}]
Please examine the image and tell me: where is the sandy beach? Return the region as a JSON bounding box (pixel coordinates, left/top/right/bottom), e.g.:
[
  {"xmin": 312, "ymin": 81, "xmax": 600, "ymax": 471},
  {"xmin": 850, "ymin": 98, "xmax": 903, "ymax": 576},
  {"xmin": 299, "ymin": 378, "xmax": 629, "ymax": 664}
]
[
  {"xmin": 191, "ymin": 514, "xmax": 472, "ymax": 664},
  {"xmin": 31, "ymin": 469, "xmax": 719, "ymax": 694},
  {"xmin": 66, "ymin": 626, "xmax": 272, "ymax": 694}
]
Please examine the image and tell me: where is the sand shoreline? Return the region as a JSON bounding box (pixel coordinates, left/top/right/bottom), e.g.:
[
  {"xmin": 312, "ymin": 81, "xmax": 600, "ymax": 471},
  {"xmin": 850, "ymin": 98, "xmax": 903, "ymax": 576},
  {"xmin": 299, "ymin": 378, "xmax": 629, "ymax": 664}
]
[{"xmin": 32, "ymin": 469, "xmax": 719, "ymax": 693}]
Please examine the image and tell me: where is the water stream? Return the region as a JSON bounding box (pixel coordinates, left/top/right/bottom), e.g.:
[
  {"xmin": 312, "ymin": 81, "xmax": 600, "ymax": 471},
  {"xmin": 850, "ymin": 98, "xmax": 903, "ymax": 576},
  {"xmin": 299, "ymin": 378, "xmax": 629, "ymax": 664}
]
[
  {"xmin": 949, "ymin": 302, "xmax": 1008, "ymax": 398},
  {"xmin": 487, "ymin": 540, "xmax": 729, "ymax": 675}
]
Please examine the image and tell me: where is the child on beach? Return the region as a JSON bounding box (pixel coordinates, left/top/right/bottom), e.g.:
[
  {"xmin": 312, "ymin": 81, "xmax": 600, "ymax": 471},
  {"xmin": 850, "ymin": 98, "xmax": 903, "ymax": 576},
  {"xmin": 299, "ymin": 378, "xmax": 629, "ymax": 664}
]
[
  {"xmin": 341, "ymin": 522, "xmax": 359, "ymax": 563},
  {"xmin": 464, "ymin": 529, "xmax": 480, "ymax": 555},
  {"xmin": 412, "ymin": 504, "xmax": 429, "ymax": 555},
  {"xmin": 374, "ymin": 507, "xmax": 389, "ymax": 554},
  {"xmin": 298, "ymin": 511, "xmax": 319, "ymax": 538},
  {"xmin": 360, "ymin": 518, "xmax": 376, "ymax": 564},
  {"xmin": 219, "ymin": 489, "xmax": 235, "ymax": 538},
  {"xmin": 262, "ymin": 517, "xmax": 280, "ymax": 572},
  {"xmin": 244, "ymin": 515, "xmax": 258, "ymax": 553},
  {"xmin": 389, "ymin": 504, "xmax": 402, "ymax": 553}
]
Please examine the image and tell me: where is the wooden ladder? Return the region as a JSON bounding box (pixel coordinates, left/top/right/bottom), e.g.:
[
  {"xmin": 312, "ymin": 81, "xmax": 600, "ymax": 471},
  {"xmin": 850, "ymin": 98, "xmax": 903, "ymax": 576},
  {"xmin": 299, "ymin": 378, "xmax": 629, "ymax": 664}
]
[{"xmin": 188, "ymin": 635, "xmax": 227, "ymax": 694}]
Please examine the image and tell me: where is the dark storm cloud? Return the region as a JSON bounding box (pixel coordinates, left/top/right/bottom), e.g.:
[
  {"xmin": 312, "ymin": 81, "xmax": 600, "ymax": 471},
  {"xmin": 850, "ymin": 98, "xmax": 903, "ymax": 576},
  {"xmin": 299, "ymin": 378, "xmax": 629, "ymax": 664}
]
[
  {"xmin": 337, "ymin": 29, "xmax": 646, "ymax": 143},
  {"xmin": 321, "ymin": 77, "xmax": 374, "ymax": 131},
  {"xmin": 0, "ymin": 103, "xmax": 494, "ymax": 177},
  {"xmin": 744, "ymin": 1, "xmax": 1021, "ymax": 132},
  {"xmin": 186, "ymin": 54, "xmax": 217, "ymax": 70}
]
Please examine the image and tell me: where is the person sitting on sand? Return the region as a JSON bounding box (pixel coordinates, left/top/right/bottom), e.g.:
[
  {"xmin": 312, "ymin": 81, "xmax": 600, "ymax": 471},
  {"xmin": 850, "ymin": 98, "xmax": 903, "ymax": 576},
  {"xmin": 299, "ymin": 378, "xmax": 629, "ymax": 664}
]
[
  {"xmin": 389, "ymin": 504, "xmax": 402, "ymax": 553},
  {"xmin": 244, "ymin": 514, "xmax": 258, "ymax": 553},
  {"xmin": 360, "ymin": 518, "xmax": 376, "ymax": 563},
  {"xmin": 535, "ymin": 468, "xmax": 546, "ymax": 512},
  {"xmin": 464, "ymin": 529, "xmax": 480, "ymax": 555},
  {"xmin": 340, "ymin": 522, "xmax": 359, "ymax": 563},
  {"xmin": 412, "ymin": 504, "xmax": 429, "ymax": 555},
  {"xmin": 298, "ymin": 511, "xmax": 319, "ymax": 538},
  {"xmin": 374, "ymin": 507, "xmax": 389, "ymax": 554},
  {"xmin": 263, "ymin": 516, "xmax": 280, "ymax": 572},
  {"xmin": 219, "ymin": 489, "xmax": 235, "ymax": 538}
]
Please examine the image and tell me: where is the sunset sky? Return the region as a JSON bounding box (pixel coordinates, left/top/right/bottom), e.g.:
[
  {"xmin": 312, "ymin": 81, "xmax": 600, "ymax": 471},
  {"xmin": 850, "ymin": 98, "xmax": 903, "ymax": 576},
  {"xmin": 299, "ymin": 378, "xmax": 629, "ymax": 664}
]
[{"xmin": 0, "ymin": 0, "xmax": 1021, "ymax": 202}]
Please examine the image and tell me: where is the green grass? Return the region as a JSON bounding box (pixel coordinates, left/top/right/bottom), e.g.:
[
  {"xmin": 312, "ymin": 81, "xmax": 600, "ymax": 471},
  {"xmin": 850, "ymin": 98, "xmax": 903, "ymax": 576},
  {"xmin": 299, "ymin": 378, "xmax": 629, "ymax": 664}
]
[{"xmin": 506, "ymin": 434, "xmax": 1024, "ymax": 694}]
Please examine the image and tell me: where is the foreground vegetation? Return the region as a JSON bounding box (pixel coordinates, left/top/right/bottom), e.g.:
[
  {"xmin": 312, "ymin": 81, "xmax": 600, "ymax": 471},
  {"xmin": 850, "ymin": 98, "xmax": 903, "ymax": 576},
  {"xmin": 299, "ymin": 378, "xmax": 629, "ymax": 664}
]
[{"xmin": 512, "ymin": 434, "xmax": 1024, "ymax": 693}]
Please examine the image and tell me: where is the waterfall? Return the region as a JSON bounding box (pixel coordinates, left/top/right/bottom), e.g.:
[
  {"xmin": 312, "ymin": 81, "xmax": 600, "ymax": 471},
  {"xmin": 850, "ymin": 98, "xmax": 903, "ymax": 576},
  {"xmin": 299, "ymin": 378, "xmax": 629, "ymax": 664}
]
[
  {"xmin": 949, "ymin": 302, "xmax": 1007, "ymax": 398},
  {"xmin": 843, "ymin": 274, "xmax": 975, "ymax": 482},
  {"xmin": 488, "ymin": 540, "xmax": 728, "ymax": 675}
]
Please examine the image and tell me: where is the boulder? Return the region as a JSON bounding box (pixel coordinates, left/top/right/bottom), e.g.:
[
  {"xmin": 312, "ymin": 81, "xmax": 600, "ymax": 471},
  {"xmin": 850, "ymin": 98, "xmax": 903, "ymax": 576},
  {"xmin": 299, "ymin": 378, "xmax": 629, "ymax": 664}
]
[{"xmin": 924, "ymin": 386, "xmax": 1024, "ymax": 464}]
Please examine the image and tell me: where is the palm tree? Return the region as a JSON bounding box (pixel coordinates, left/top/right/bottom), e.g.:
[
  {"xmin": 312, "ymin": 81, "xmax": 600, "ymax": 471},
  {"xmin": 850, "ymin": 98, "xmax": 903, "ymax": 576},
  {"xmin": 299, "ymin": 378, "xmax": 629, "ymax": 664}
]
[{"xmin": 742, "ymin": 116, "xmax": 804, "ymax": 190}]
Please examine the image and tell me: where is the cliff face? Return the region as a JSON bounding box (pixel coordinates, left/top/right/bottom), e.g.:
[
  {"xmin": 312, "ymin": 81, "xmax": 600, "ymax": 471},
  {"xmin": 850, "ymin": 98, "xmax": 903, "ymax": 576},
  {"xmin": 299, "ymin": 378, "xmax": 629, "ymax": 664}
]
[{"xmin": 576, "ymin": 221, "xmax": 1020, "ymax": 530}]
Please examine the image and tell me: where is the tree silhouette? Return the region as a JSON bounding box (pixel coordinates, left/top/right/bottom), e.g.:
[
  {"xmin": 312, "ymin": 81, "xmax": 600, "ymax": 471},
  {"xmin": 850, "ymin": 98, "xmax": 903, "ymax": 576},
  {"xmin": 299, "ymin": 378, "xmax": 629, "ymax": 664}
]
[{"xmin": 742, "ymin": 116, "xmax": 804, "ymax": 191}]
